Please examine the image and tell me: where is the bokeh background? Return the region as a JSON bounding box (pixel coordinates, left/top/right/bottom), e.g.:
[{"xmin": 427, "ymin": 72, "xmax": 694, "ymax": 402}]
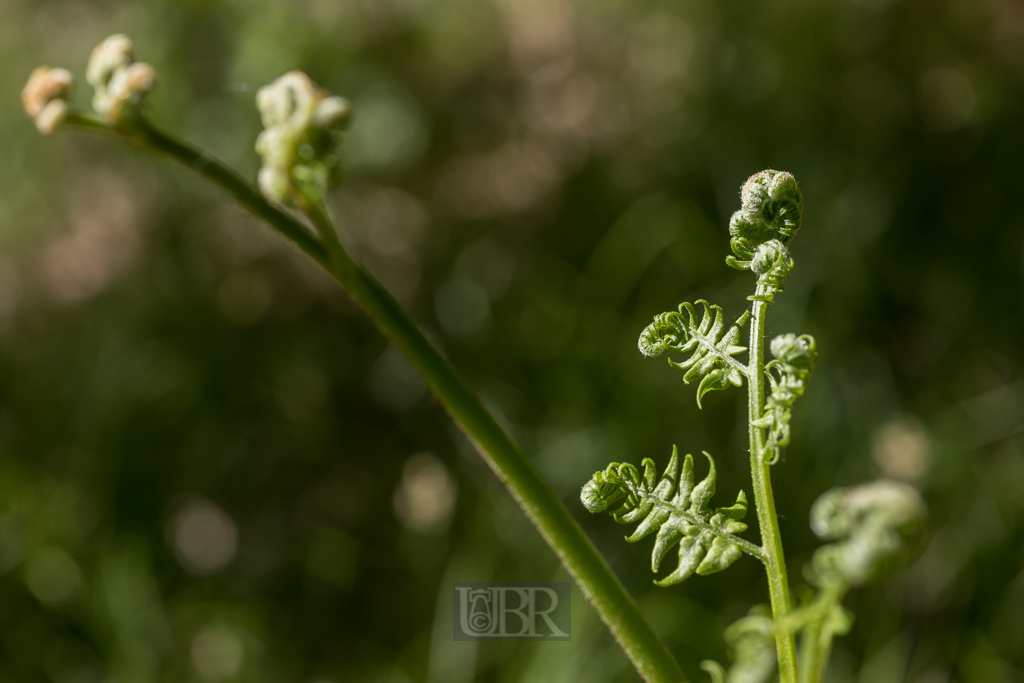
[{"xmin": 0, "ymin": 0, "xmax": 1022, "ymax": 681}]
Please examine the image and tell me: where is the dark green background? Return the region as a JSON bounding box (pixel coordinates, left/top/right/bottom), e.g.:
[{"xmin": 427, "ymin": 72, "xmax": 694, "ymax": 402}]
[{"xmin": 0, "ymin": 0, "xmax": 1022, "ymax": 681}]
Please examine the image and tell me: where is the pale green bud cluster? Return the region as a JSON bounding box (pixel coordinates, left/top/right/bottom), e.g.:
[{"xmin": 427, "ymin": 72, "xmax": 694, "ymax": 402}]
[
  {"xmin": 729, "ymin": 170, "xmax": 803, "ymax": 258},
  {"xmin": 809, "ymin": 480, "xmax": 926, "ymax": 587},
  {"xmin": 769, "ymin": 333, "xmax": 816, "ymax": 364},
  {"xmin": 751, "ymin": 239, "xmax": 790, "ymax": 277},
  {"xmin": 21, "ymin": 66, "xmax": 73, "ymax": 135},
  {"xmin": 254, "ymin": 71, "xmax": 351, "ymax": 205},
  {"xmin": 726, "ymin": 170, "xmax": 803, "ymax": 279},
  {"xmin": 748, "ymin": 239, "xmax": 795, "ymax": 303},
  {"xmin": 86, "ymin": 34, "xmax": 156, "ymax": 124}
]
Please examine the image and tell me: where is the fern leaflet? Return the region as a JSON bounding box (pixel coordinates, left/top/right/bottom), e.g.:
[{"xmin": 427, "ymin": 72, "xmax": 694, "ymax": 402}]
[
  {"xmin": 638, "ymin": 301, "xmax": 750, "ymax": 407},
  {"xmin": 751, "ymin": 333, "xmax": 817, "ymax": 464},
  {"xmin": 581, "ymin": 447, "xmax": 762, "ymax": 586}
]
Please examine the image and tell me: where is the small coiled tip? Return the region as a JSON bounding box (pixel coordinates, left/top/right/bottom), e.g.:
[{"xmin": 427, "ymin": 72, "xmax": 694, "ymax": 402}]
[
  {"xmin": 637, "ymin": 321, "xmax": 665, "ymax": 358},
  {"xmin": 750, "ymin": 239, "xmax": 788, "ymax": 276},
  {"xmin": 580, "ymin": 478, "xmax": 609, "ymax": 513},
  {"xmin": 86, "ymin": 34, "xmax": 134, "ymax": 88},
  {"xmin": 109, "ymin": 62, "xmax": 156, "ymax": 102},
  {"xmin": 86, "ymin": 34, "xmax": 156, "ymax": 124},
  {"xmin": 22, "ymin": 66, "xmax": 73, "ymax": 135},
  {"xmin": 739, "ymin": 170, "xmax": 803, "ymax": 238},
  {"xmin": 314, "ymin": 95, "xmax": 352, "ymax": 130},
  {"xmin": 580, "ymin": 465, "xmax": 629, "ymax": 514},
  {"xmin": 256, "ymin": 71, "xmax": 313, "ymax": 129},
  {"xmin": 769, "ymin": 333, "xmax": 817, "ymax": 365},
  {"xmin": 637, "ymin": 312, "xmax": 684, "ymax": 358}
]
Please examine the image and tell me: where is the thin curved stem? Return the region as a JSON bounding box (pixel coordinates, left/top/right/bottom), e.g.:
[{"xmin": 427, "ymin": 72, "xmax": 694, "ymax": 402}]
[
  {"xmin": 747, "ymin": 287, "xmax": 799, "ymax": 683},
  {"xmin": 64, "ymin": 114, "xmax": 688, "ymax": 683}
]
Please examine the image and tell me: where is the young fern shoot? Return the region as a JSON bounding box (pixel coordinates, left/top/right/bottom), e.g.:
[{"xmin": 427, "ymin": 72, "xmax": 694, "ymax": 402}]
[
  {"xmin": 24, "ymin": 36, "xmax": 927, "ymax": 683},
  {"xmin": 581, "ymin": 447, "xmax": 763, "ymax": 587},
  {"xmin": 638, "ymin": 303, "xmax": 751, "ymax": 408},
  {"xmin": 582, "ymin": 172, "xmax": 926, "ymax": 683}
]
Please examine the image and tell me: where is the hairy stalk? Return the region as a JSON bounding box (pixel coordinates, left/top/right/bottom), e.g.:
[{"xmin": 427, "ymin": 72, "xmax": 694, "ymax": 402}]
[
  {"xmin": 747, "ymin": 288, "xmax": 798, "ymax": 683},
  {"xmin": 27, "ymin": 46, "xmax": 934, "ymax": 683},
  {"xmin": 584, "ymin": 167, "xmax": 927, "ymax": 683},
  {"xmin": 62, "ymin": 113, "xmax": 686, "ymax": 683}
]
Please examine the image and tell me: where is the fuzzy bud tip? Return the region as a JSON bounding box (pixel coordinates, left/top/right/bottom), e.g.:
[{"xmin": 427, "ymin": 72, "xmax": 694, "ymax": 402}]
[
  {"xmin": 314, "ymin": 96, "xmax": 351, "ymax": 130},
  {"xmin": 87, "ymin": 34, "xmax": 156, "ymax": 123},
  {"xmin": 254, "ymin": 70, "xmax": 349, "ymax": 205},
  {"xmin": 22, "ymin": 66, "xmax": 73, "ymax": 135},
  {"xmin": 86, "ymin": 34, "xmax": 134, "ymax": 88}
]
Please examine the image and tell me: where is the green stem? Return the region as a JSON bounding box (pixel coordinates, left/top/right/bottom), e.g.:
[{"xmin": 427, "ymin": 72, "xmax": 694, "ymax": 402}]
[
  {"xmin": 795, "ymin": 585, "xmax": 847, "ymax": 683},
  {"xmin": 747, "ymin": 288, "xmax": 799, "ymax": 683},
  {"xmin": 797, "ymin": 621, "xmax": 822, "ymax": 683},
  {"xmin": 67, "ymin": 115, "xmax": 687, "ymax": 683}
]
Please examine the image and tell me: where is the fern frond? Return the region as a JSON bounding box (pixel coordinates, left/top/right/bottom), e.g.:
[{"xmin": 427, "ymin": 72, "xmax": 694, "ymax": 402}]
[
  {"xmin": 780, "ymin": 480, "xmax": 925, "ymax": 677},
  {"xmin": 581, "ymin": 447, "xmax": 763, "ymax": 586},
  {"xmin": 809, "ymin": 479, "xmax": 926, "ymax": 587},
  {"xmin": 725, "ymin": 170, "xmax": 803, "ymax": 268},
  {"xmin": 751, "ymin": 333, "xmax": 817, "ymax": 464},
  {"xmin": 638, "ymin": 301, "xmax": 750, "ymax": 407}
]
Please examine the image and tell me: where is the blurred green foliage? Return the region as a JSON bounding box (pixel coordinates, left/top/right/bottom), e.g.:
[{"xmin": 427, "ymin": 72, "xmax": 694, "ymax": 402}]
[{"xmin": 1, "ymin": 0, "xmax": 1023, "ymax": 681}]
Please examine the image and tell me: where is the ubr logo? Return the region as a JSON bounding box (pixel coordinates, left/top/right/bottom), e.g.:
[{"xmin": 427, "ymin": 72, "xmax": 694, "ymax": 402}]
[{"xmin": 453, "ymin": 583, "xmax": 571, "ymax": 640}]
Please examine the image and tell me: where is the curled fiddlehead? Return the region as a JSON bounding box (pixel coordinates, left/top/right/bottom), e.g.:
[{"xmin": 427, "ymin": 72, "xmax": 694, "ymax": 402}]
[
  {"xmin": 21, "ymin": 66, "xmax": 73, "ymax": 135},
  {"xmin": 726, "ymin": 170, "xmax": 803, "ymax": 265},
  {"xmin": 809, "ymin": 479, "xmax": 926, "ymax": 588},
  {"xmin": 255, "ymin": 71, "xmax": 352, "ymax": 206},
  {"xmin": 86, "ymin": 34, "xmax": 157, "ymax": 126},
  {"xmin": 638, "ymin": 301, "xmax": 750, "ymax": 407},
  {"xmin": 778, "ymin": 480, "xmax": 927, "ymax": 680},
  {"xmin": 751, "ymin": 333, "xmax": 817, "ymax": 465},
  {"xmin": 725, "ymin": 170, "xmax": 803, "ymax": 303},
  {"xmin": 581, "ymin": 448, "xmax": 762, "ymax": 586}
]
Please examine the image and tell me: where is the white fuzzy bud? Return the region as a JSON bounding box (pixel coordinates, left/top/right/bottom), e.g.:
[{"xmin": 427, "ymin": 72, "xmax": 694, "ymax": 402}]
[
  {"xmin": 22, "ymin": 66, "xmax": 74, "ymax": 135},
  {"xmin": 86, "ymin": 34, "xmax": 133, "ymax": 89},
  {"xmin": 86, "ymin": 34, "xmax": 156, "ymax": 124},
  {"xmin": 313, "ymin": 96, "xmax": 351, "ymax": 130},
  {"xmin": 108, "ymin": 62, "xmax": 156, "ymax": 106},
  {"xmin": 254, "ymin": 71, "xmax": 350, "ymax": 205}
]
